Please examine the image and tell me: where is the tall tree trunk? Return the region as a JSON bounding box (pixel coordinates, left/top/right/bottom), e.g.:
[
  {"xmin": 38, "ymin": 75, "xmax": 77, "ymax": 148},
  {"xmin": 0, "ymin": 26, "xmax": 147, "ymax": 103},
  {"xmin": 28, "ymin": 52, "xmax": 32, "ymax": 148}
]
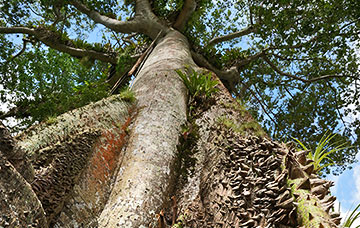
[
  {"xmin": 1, "ymin": 30, "xmax": 341, "ymax": 228},
  {"xmin": 97, "ymin": 30, "xmax": 195, "ymax": 227}
]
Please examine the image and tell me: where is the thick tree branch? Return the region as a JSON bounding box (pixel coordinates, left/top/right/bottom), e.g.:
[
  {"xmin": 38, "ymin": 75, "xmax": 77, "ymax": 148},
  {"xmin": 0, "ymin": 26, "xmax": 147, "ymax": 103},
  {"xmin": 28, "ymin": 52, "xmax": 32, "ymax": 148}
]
[
  {"xmin": 0, "ymin": 26, "xmax": 35, "ymax": 35},
  {"xmin": 68, "ymin": 0, "xmax": 141, "ymax": 34},
  {"xmin": 69, "ymin": 0, "xmax": 168, "ymax": 39},
  {"xmin": 235, "ymin": 49, "xmax": 266, "ymax": 68},
  {"xmin": 262, "ymin": 55, "xmax": 347, "ymax": 83},
  {"xmin": 134, "ymin": 0, "xmax": 170, "ymax": 38},
  {"xmin": 207, "ymin": 25, "xmax": 257, "ymax": 46},
  {"xmin": 191, "ymin": 50, "xmax": 268, "ymax": 92},
  {"xmin": 0, "ymin": 26, "xmax": 117, "ymax": 64},
  {"xmin": 135, "ymin": 0, "xmax": 153, "ymax": 16},
  {"xmin": 191, "ymin": 51, "xmax": 239, "ymax": 91},
  {"xmin": 173, "ymin": 0, "xmax": 196, "ymax": 31}
]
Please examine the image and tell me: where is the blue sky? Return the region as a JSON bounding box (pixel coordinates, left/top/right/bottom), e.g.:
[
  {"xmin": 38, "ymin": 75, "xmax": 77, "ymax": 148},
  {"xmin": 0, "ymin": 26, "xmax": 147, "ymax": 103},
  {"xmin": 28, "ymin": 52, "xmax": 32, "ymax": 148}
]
[
  {"xmin": 328, "ymin": 158, "xmax": 360, "ymax": 226},
  {"xmin": 327, "ymin": 102, "xmax": 360, "ymax": 226}
]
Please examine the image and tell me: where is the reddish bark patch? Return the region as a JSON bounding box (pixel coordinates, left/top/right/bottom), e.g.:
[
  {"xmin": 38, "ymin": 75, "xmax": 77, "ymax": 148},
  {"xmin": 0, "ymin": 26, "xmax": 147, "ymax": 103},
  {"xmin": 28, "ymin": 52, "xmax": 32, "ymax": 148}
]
[{"xmin": 88, "ymin": 106, "xmax": 135, "ymax": 189}]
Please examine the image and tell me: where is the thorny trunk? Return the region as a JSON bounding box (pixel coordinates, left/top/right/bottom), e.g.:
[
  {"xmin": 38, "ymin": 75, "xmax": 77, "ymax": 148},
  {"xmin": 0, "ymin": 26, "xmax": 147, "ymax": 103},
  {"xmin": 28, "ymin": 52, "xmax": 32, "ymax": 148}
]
[{"xmin": 0, "ymin": 30, "xmax": 341, "ymax": 228}]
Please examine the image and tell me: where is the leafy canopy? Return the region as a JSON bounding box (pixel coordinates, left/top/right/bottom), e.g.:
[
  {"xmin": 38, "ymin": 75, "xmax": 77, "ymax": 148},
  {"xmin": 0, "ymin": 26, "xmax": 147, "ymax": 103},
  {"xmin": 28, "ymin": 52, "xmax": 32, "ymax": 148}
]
[{"xmin": 0, "ymin": 0, "xmax": 359, "ymax": 174}]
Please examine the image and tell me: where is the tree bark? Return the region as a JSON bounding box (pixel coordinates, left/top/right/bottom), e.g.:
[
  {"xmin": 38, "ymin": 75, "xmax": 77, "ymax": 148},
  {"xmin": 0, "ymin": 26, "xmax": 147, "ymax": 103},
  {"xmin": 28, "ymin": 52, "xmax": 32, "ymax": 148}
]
[
  {"xmin": 1, "ymin": 29, "xmax": 341, "ymax": 228},
  {"xmin": 171, "ymin": 78, "xmax": 340, "ymax": 227},
  {"xmin": 98, "ymin": 30, "xmax": 195, "ymax": 227},
  {"xmin": 16, "ymin": 95, "xmax": 134, "ymax": 227},
  {"xmin": 0, "ymin": 152, "xmax": 47, "ymax": 227}
]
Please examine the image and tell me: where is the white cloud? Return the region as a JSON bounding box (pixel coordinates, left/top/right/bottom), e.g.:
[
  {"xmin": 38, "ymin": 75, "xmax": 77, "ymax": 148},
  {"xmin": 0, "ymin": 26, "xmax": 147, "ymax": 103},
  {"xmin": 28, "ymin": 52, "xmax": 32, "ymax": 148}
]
[
  {"xmin": 327, "ymin": 155, "xmax": 360, "ymax": 227},
  {"xmin": 336, "ymin": 153, "xmax": 360, "ymax": 227},
  {"xmin": 352, "ymin": 219, "xmax": 360, "ymax": 228}
]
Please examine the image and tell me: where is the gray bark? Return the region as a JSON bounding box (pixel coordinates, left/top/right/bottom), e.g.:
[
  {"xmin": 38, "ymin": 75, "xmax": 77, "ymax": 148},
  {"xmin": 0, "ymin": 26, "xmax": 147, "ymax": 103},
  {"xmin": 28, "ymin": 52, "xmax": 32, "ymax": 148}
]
[
  {"xmin": 0, "ymin": 122, "xmax": 34, "ymax": 182},
  {"xmin": 17, "ymin": 95, "xmax": 133, "ymax": 227},
  {"xmin": 173, "ymin": 0, "xmax": 197, "ymax": 31},
  {"xmin": 0, "ymin": 152, "xmax": 47, "ymax": 227},
  {"xmin": 97, "ymin": 30, "xmax": 195, "ymax": 227}
]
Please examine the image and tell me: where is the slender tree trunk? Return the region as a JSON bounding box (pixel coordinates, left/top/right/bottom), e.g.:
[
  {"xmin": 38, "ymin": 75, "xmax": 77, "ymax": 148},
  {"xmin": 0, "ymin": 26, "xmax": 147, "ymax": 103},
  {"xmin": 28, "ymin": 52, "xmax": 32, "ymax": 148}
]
[{"xmin": 1, "ymin": 30, "xmax": 341, "ymax": 228}]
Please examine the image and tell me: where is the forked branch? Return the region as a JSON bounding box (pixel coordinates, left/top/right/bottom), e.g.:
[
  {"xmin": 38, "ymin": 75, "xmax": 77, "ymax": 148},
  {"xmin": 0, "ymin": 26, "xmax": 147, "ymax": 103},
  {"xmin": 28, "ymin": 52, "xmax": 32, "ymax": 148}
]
[
  {"xmin": 207, "ymin": 25, "xmax": 257, "ymax": 46},
  {"xmin": 0, "ymin": 26, "xmax": 117, "ymax": 64},
  {"xmin": 262, "ymin": 55, "xmax": 347, "ymax": 83},
  {"xmin": 191, "ymin": 51, "xmax": 238, "ymax": 82},
  {"xmin": 69, "ymin": 0, "xmax": 142, "ymax": 34},
  {"xmin": 70, "ymin": 0, "xmax": 168, "ymax": 39}
]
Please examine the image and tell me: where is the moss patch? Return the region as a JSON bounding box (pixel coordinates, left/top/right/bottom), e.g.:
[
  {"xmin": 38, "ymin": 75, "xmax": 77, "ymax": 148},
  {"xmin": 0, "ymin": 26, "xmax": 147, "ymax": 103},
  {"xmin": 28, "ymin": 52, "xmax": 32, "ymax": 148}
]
[
  {"xmin": 118, "ymin": 88, "xmax": 136, "ymax": 103},
  {"xmin": 220, "ymin": 101, "xmax": 247, "ymax": 116},
  {"xmin": 288, "ymin": 179, "xmax": 326, "ymax": 227},
  {"xmin": 217, "ymin": 116, "xmax": 266, "ymax": 137}
]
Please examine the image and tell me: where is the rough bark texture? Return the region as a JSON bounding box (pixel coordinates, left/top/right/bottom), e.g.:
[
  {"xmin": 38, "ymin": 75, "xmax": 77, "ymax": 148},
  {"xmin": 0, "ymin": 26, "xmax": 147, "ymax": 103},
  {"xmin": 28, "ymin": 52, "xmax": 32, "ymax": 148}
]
[
  {"xmin": 97, "ymin": 30, "xmax": 194, "ymax": 227},
  {"xmin": 32, "ymin": 130, "xmax": 101, "ymax": 227},
  {"xmin": 1, "ymin": 29, "xmax": 340, "ymax": 228},
  {"xmin": 0, "ymin": 122, "xmax": 34, "ymax": 182},
  {"xmin": 0, "ymin": 152, "xmax": 47, "ymax": 227},
  {"xmin": 164, "ymin": 77, "xmax": 340, "ymax": 227},
  {"xmin": 16, "ymin": 95, "xmax": 134, "ymax": 227}
]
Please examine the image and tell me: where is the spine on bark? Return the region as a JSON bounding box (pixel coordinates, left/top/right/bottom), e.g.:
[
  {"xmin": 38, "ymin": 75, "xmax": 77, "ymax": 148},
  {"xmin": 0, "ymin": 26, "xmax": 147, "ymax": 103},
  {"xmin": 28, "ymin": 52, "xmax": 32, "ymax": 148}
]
[{"xmin": 155, "ymin": 76, "xmax": 341, "ymax": 228}]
